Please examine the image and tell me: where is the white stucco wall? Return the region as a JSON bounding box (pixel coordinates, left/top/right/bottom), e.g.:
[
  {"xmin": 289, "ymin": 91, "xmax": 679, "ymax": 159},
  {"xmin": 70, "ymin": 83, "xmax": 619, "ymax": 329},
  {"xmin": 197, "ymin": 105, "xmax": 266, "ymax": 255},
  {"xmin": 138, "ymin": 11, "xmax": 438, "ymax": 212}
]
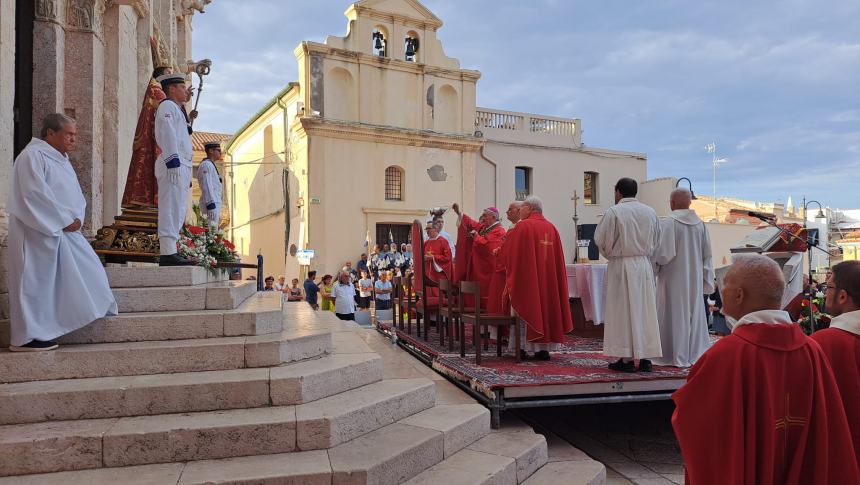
[{"xmin": 482, "ymin": 141, "xmax": 647, "ymax": 261}]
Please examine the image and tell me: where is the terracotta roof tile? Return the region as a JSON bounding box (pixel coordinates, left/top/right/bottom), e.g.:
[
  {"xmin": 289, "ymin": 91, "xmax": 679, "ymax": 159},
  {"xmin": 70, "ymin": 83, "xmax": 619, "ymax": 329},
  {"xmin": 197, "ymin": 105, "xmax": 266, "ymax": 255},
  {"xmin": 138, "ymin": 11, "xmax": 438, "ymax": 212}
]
[{"xmin": 191, "ymin": 131, "xmax": 230, "ymax": 152}]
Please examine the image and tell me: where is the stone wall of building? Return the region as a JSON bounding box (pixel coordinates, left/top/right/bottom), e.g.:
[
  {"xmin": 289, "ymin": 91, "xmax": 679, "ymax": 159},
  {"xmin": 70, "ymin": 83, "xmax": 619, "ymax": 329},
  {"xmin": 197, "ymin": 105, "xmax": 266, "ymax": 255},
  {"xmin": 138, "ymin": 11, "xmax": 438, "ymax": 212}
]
[{"xmin": 0, "ymin": 0, "xmax": 15, "ymax": 327}]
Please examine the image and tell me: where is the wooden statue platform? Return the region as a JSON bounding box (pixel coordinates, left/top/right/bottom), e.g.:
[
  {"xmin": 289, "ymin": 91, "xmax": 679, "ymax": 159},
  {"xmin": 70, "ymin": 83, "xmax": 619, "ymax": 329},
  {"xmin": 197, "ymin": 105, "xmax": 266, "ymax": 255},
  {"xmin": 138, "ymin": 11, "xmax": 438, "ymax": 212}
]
[{"xmin": 92, "ymin": 206, "xmax": 161, "ymax": 264}]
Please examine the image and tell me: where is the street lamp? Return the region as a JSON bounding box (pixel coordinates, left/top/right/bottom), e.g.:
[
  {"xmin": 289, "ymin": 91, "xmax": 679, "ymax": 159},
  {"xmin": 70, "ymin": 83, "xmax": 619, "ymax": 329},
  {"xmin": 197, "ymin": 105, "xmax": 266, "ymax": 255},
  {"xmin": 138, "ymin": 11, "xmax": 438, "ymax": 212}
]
[
  {"xmin": 706, "ymin": 143, "xmax": 728, "ymax": 222},
  {"xmin": 803, "ymin": 198, "xmax": 826, "ymax": 332},
  {"xmin": 675, "ymin": 177, "xmax": 697, "ymax": 199}
]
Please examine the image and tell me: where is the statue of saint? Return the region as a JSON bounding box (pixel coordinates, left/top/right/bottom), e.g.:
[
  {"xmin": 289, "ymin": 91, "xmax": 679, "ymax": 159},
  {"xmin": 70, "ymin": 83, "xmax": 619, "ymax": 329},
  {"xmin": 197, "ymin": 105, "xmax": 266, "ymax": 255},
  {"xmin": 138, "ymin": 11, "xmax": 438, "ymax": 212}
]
[{"xmin": 121, "ymin": 37, "xmax": 171, "ymax": 208}]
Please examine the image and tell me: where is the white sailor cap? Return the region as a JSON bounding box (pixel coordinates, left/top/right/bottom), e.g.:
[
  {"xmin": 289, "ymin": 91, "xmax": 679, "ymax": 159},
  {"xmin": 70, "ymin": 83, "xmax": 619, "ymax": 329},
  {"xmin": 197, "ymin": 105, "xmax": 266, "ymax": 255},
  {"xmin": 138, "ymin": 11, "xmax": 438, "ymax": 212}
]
[{"xmin": 157, "ymin": 73, "xmax": 186, "ymax": 89}]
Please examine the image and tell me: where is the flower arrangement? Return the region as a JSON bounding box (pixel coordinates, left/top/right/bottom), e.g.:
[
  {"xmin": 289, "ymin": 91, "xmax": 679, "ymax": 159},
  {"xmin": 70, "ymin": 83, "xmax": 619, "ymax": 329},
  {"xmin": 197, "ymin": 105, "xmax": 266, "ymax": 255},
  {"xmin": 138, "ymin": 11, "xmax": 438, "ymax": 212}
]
[
  {"xmin": 797, "ymin": 292, "xmax": 832, "ymax": 335},
  {"xmin": 176, "ymin": 206, "xmax": 239, "ymax": 271}
]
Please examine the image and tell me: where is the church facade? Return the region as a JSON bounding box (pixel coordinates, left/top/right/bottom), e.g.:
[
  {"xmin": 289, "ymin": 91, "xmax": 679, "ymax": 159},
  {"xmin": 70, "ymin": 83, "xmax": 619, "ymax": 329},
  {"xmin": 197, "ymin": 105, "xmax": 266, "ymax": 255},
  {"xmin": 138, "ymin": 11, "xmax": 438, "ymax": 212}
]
[
  {"xmin": 0, "ymin": 0, "xmax": 206, "ymax": 338},
  {"xmin": 226, "ymin": 0, "xmax": 647, "ymax": 279}
]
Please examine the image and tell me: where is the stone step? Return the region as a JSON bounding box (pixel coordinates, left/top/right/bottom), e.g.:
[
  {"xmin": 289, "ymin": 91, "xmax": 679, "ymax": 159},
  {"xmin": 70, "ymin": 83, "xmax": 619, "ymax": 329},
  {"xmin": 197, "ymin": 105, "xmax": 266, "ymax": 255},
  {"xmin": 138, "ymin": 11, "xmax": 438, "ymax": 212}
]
[
  {"xmin": 270, "ymin": 352, "xmax": 383, "ymax": 405},
  {"xmin": 0, "ymin": 353, "xmax": 381, "ymax": 425},
  {"xmin": 0, "ymin": 328, "xmax": 331, "ymax": 384},
  {"xmin": 521, "ymin": 461, "xmax": 607, "ymax": 485},
  {"xmin": 0, "ymin": 378, "xmax": 435, "ymax": 476},
  {"xmin": 295, "ymin": 377, "xmax": 436, "ymax": 450},
  {"xmin": 0, "ymin": 405, "xmax": 489, "ymax": 484},
  {"xmin": 105, "ymin": 265, "xmax": 228, "ymax": 288},
  {"xmin": 404, "ymin": 430, "xmax": 549, "ymax": 485},
  {"xmin": 56, "ymin": 291, "xmax": 282, "ymax": 345},
  {"xmin": 113, "ymin": 280, "xmax": 257, "ymax": 313},
  {"xmin": 328, "ymin": 404, "xmax": 491, "ymax": 485}
]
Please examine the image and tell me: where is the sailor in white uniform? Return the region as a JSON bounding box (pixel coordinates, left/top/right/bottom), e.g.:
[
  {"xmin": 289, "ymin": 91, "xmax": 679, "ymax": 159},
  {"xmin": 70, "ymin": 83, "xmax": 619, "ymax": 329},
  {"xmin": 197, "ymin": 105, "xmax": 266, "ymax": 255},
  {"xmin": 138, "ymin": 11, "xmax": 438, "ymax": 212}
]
[
  {"xmin": 154, "ymin": 73, "xmax": 195, "ymax": 266},
  {"xmin": 197, "ymin": 141, "xmax": 224, "ymax": 230}
]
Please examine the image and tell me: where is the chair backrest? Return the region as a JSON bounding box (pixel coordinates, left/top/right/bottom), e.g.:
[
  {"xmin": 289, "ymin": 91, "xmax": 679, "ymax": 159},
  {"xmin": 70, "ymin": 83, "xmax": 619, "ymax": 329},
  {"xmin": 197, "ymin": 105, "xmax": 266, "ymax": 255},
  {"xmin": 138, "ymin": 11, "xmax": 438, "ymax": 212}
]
[
  {"xmin": 411, "ymin": 219, "xmax": 438, "ymax": 299},
  {"xmin": 393, "ymin": 276, "xmax": 402, "ymax": 299},
  {"xmin": 459, "ymin": 280, "xmax": 481, "ymax": 313}
]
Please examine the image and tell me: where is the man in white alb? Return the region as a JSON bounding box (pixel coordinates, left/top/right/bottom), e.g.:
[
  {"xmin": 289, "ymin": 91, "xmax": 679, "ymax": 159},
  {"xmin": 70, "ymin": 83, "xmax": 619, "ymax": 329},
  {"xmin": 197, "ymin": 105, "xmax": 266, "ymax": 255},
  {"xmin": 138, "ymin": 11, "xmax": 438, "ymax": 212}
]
[
  {"xmin": 653, "ymin": 188, "xmax": 715, "ymax": 367},
  {"xmin": 197, "ymin": 141, "xmax": 224, "ymax": 230},
  {"xmin": 595, "ymin": 177, "xmax": 662, "ymax": 372},
  {"xmin": 7, "ymin": 114, "xmax": 118, "ymax": 351},
  {"xmin": 155, "ymin": 72, "xmax": 195, "ymax": 265}
]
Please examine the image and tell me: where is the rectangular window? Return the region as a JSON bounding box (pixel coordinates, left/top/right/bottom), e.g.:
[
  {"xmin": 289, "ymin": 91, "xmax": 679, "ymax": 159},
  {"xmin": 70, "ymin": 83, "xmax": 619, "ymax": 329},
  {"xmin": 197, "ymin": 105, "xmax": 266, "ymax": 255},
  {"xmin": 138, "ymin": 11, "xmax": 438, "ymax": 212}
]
[
  {"xmin": 515, "ymin": 166, "xmax": 531, "ymax": 201},
  {"xmin": 584, "ymin": 171, "xmax": 598, "ymax": 204}
]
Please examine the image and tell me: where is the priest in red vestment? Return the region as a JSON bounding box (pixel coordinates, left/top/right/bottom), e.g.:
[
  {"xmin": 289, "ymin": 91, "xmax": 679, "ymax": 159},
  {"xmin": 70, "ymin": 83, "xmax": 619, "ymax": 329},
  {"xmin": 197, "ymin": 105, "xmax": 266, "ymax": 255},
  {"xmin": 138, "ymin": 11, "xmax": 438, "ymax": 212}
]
[
  {"xmin": 503, "ymin": 196, "xmax": 572, "ymax": 360},
  {"xmin": 452, "ymin": 203, "xmax": 506, "ymax": 311},
  {"xmin": 423, "ymin": 219, "xmax": 452, "ymax": 299},
  {"xmin": 673, "ymin": 254, "xmax": 859, "ymax": 484},
  {"xmin": 811, "ymin": 260, "xmax": 860, "ymax": 458},
  {"xmin": 121, "ymin": 64, "xmax": 170, "ymax": 208}
]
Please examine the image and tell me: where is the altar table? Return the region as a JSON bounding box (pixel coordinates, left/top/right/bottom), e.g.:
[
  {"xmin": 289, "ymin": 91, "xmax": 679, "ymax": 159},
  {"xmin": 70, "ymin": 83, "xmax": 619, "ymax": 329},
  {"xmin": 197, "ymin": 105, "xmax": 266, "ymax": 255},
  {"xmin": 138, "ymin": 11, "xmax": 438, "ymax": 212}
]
[{"xmin": 565, "ymin": 263, "xmax": 608, "ymax": 325}]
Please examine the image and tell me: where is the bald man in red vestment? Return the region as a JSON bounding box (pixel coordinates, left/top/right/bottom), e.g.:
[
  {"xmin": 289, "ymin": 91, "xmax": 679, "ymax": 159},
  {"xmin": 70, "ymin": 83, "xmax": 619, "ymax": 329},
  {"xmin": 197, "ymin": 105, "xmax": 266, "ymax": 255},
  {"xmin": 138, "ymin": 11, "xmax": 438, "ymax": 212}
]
[
  {"xmin": 811, "ymin": 260, "xmax": 860, "ymax": 458},
  {"xmin": 503, "ymin": 196, "xmax": 572, "ymax": 360},
  {"xmin": 673, "ymin": 254, "xmax": 858, "ymax": 484},
  {"xmin": 452, "ymin": 203, "xmax": 506, "ymax": 311},
  {"xmin": 423, "ymin": 220, "xmax": 452, "ymax": 299}
]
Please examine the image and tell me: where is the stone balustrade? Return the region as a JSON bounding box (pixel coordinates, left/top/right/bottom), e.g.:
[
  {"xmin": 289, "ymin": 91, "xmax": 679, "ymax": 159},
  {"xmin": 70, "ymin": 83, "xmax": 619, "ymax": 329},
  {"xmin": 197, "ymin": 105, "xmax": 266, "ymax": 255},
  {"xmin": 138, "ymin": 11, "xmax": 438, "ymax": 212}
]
[{"xmin": 475, "ymin": 108, "xmax": 582, "ymax": 148}]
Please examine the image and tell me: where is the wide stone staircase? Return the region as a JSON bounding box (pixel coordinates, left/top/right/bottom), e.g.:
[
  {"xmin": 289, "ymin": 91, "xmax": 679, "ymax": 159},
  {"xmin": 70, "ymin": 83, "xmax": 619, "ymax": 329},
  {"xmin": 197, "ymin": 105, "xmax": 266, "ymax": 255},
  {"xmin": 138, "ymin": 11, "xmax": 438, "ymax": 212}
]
[{"xmin": 0, "ymin": 266, "xmax": 570, "ymax": 484}]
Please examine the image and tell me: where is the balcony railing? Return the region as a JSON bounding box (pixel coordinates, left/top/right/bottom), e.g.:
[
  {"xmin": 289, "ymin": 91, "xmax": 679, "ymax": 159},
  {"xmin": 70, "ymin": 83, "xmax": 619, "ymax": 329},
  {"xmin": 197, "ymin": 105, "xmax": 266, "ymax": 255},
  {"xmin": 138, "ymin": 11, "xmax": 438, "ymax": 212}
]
[
  {"xmin": 515, "ymin": 189, "xmax": 530, "ymax": 201},
  {"xmin": 476, "ymin": 109, "xmax": 578, "ymax": 139},
  {"xmin": 475, "ymin": 110, "xmax": 523, "ymax": 131},
  {"xmin": 529, "ymin": 117, "xmax": 576, "ymax": 136}
]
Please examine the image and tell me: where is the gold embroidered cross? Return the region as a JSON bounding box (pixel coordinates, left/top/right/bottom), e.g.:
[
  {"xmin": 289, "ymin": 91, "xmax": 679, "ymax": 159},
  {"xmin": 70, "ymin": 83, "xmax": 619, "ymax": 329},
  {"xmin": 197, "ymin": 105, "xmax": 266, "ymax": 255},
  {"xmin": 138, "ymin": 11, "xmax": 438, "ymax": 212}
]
[
  {"xmin": 774, "ymin": 393, "xmax": 807, "ymax": 467},
  {"xmin": 539, "ymin": 233, "xmax": 553, "ymax": 258}
]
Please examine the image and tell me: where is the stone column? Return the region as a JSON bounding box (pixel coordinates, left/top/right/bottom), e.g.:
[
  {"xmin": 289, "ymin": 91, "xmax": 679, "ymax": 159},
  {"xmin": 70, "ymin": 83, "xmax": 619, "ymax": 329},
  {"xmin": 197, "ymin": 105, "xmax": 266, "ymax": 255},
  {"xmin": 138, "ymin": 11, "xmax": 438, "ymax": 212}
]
[
  {"xmin": 102, "ymin": 2, "xmax": 141, "ymax": 223},
  {"xmin": 32, "ymin": 0, "xmax": 67, "ymax": 135},
  {"xmin": 0, "ymin": 0, "xmax": 15, "ymax": 331},
  {"xmin": 64, "ymin": 0, "xmax": 106, "ymax": 234}
]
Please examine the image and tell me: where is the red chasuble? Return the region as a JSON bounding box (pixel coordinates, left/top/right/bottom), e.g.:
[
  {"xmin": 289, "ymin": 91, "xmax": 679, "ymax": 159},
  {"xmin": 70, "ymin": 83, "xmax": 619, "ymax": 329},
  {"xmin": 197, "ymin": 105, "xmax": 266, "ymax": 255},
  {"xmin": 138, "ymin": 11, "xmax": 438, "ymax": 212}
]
[
  {"xmin": 811, "ymin": 328, "xmax": 860, "ymax": 459},
  {"xmin": 423, "ymin": 236, "xmax": 452, "ymax": 298},
  {"xmin": 455, "ymin": 215, "xmax": 506, "ymax": 310},
  {"xmin": 672, "ymin": 324, "xmax": 859, "ymax": 484},
  {"xmin": 503, "ymin": 213, "xmax": 572, "ymax": 343},
  {"xmin": 121, "ymin": 79, "xmax": 166, "ymax": 207}
]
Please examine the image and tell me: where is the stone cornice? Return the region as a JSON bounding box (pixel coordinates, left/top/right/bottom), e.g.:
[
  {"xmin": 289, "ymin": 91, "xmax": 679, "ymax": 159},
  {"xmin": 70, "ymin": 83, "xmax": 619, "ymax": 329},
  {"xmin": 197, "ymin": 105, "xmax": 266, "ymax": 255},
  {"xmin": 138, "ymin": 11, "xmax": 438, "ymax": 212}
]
[
  {"xmin": 299, "ymin": 118, "xmax": 484, "ymax": 152},
  {"xmin": 301, "ymin": 42, "xmax": 481, "ymax": 82},
  {"xmin": 351, "ymin": 5, "xmax": 442, "ymax": 30},
  {"xmin": 361, "ymin": 207, "xmax": 430, "ymax": 216},
  {"xmin": 484, "ymin": 139, "xmax": 646, "ymax": 160}
]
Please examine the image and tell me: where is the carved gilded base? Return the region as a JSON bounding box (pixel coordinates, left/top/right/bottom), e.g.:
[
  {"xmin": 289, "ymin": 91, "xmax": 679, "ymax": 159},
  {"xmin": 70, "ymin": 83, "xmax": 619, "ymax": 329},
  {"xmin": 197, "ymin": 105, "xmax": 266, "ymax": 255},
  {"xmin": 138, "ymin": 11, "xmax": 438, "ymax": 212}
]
[{"xmin": 92, "ymin": 207, "xmax": 160, "ymax": 262}]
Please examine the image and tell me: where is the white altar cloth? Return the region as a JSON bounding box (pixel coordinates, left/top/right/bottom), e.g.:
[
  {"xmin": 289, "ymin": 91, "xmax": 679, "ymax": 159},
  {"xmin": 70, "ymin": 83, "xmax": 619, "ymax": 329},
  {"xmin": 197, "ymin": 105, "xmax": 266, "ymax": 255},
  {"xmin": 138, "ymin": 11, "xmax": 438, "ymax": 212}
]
[{"xmin": 566, "ymin": 263, "xmax": 608, "ymax": 325}]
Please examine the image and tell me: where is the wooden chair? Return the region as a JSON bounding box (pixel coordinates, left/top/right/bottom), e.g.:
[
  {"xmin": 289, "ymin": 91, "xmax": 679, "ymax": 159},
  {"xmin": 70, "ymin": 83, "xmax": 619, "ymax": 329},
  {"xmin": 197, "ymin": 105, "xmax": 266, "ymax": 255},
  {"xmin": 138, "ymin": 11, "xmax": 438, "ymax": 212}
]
[
  {"xmin": 405, "ymin": 273, "xmax": 415, "ymax": 334},
  {"xmin": 392, "ymin": 276, "xmax": 403, "ymax": 330},
  {"xmin": 410, "ymin": 220, "xmax": 443, "ymax": 341},
  {"xmin": 458, "ymin": 281, "xmax": 520, "ymax": 365},
  {"xmin": 439, "ymin": 279, "xmax": 457, "ymax": 350}
]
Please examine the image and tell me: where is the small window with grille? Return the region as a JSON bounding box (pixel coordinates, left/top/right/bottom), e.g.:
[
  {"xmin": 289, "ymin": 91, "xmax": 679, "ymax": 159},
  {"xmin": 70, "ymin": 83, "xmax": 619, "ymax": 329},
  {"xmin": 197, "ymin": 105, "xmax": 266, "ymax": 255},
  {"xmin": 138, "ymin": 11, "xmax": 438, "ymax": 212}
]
[
  {"xmin": 584, "ymin": 171, "xmax": 598, "ymax": 204},
  {"xmin": 385, "ymin": 166, "xmax": 403, "ymax": 201}
]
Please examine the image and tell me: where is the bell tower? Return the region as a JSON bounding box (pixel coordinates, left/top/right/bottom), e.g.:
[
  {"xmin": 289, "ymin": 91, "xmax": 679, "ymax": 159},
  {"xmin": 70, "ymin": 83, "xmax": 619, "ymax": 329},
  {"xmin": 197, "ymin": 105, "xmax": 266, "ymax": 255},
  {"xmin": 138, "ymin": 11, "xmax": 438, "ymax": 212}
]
[{"xmin": 295, "ymin": 0, "xmax": 480, "ymax": 133}]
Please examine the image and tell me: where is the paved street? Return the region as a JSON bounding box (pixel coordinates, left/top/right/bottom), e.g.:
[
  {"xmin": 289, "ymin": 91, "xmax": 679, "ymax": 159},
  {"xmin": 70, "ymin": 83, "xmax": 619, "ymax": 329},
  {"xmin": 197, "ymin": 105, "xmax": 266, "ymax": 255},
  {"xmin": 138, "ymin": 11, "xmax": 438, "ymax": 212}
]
[{"xmin": 518, "ymin": 400, "xmax": 686, "ymax": 484}]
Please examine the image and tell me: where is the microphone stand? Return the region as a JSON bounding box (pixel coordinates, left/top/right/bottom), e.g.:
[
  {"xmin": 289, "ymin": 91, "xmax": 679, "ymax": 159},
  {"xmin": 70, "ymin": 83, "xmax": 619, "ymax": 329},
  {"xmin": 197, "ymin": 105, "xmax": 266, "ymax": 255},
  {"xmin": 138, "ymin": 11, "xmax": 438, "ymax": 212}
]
[{"xmin": 748, "ymin": 214, "xmax": 830, "ymax": 331}]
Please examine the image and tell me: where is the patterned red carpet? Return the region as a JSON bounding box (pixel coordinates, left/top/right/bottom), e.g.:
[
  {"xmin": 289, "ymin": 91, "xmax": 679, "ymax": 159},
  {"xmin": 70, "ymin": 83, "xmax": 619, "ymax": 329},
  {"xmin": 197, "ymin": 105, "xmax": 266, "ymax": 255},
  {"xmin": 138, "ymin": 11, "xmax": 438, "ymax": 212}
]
[{"xmin": 378, "ymin": 321, "xmax": 709, "ymax": 393}]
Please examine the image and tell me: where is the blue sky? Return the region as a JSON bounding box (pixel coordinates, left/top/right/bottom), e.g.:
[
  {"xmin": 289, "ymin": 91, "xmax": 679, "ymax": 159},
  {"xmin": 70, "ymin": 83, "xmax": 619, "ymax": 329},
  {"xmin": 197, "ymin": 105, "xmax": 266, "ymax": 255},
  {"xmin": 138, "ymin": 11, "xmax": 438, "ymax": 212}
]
[{"xmin": 192, "ymin": 0, "xmax": 860, "ymax": 208}]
